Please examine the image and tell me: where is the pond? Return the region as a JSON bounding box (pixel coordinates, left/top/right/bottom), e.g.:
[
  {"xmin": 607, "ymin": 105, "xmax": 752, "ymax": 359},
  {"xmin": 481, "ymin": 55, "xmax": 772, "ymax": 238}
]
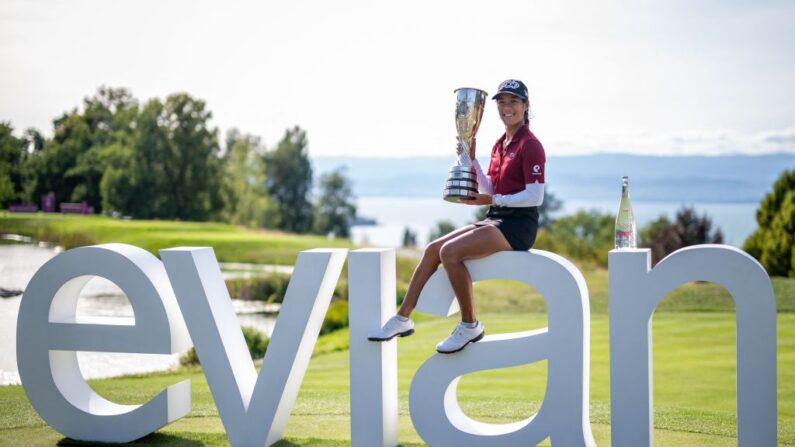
[{"xmin": 0, "ymin": 241, "xmax": 279, "ymax": 386}]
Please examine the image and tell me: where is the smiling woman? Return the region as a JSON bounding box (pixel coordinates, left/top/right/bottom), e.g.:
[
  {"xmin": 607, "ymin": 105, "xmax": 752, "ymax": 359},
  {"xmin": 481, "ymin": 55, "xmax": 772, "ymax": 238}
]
[{"xmin": 368, "ymin": 79, "xmax": 548, "ymax": 355}]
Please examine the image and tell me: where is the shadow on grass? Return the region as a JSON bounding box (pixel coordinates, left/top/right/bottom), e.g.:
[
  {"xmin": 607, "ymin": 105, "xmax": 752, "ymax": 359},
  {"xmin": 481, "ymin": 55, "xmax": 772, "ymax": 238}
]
[
  {"xmin": 56, "ymin": 435, "xmax": 424, "ymax": 447},
  {"xmin": 57, "ymin": 433, "xmax": 203, "ymax": 446}
]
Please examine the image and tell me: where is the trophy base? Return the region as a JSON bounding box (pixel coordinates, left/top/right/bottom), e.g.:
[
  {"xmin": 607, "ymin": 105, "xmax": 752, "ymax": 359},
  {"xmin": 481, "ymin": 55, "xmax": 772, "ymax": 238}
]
[
  {"xmin": 443, "ymin": 194, "xmax": 477, "ymax": 203},
  {"xmin": 443, "ymin": 166, "xmax": 479, "ymax": 203}
]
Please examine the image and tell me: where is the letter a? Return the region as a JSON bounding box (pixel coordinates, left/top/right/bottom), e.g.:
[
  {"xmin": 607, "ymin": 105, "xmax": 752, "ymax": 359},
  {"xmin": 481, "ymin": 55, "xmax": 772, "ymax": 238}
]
[{"xmin": 409, "ymin": 250, "xmax": 596, "ymax": 446}]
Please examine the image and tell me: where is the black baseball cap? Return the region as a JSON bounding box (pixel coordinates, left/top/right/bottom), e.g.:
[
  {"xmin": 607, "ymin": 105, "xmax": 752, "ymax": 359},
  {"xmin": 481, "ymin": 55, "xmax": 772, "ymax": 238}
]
[{"xmin": 491, "ymin": 79, "xmax": 528, "ymax": 101}]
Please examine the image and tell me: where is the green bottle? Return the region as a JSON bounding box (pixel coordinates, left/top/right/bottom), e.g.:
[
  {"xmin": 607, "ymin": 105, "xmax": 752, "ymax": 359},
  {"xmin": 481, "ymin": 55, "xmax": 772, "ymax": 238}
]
[{"xmin": 615, "ymin": 176, "xmax": 637, "ymax": 249}]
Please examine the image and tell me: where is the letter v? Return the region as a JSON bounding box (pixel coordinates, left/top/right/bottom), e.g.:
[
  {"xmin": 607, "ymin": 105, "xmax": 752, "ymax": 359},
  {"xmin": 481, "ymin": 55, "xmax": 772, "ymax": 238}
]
[{"xmin": 160, "ymin": 247, "xmax": 348, "ymax": 447}]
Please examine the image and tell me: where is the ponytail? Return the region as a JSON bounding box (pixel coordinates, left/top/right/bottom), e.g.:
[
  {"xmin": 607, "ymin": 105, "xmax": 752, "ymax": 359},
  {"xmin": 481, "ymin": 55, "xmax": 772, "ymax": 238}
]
[{"xmin": 523, "ymin": 99, "xmax": 531, "ymax": 124}]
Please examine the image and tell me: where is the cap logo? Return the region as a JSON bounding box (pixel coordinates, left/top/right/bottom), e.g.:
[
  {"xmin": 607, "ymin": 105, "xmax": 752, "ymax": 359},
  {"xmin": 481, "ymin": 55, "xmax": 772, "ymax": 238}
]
[{"xmin": 500, "ymin": 80, "xmax": 520, "ymax": 90}]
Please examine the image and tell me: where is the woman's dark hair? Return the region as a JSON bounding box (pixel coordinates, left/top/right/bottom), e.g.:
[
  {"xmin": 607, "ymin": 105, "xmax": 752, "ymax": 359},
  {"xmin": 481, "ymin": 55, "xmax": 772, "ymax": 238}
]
[{"xmin": 524, "ymin": 99, "xmax": 530, "ymax": 124}]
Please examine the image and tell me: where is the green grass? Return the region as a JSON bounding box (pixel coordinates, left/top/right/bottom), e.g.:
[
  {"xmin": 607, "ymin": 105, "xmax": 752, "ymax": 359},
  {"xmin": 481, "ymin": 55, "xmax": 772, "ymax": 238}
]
[
  {"xmin": 0, "ymin": 212, "xmax": 352, "ymax": 265},
  {"xmin": 470, "ymin": 267, "xmax": 795, "ymax": 315},
  {"xmin": 2, "ymin": 212, "xmax": 795, "ymax": 445},
  {"xmin": 2, "ymin": 311, "xmax": 794, "ymax": 446}
]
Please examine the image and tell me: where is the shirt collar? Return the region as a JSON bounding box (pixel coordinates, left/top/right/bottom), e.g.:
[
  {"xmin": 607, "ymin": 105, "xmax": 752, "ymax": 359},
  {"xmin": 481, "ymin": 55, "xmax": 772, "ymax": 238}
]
[{"xmin": 497, "ymin": 124, "xmax": 530, "ymax": 149}]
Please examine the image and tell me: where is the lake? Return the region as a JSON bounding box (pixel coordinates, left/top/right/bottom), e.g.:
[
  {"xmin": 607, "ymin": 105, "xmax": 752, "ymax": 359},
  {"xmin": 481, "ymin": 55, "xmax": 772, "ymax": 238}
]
[{"xmin": 351, "ymin": 196, "xmax": 758, "ymax": 248}]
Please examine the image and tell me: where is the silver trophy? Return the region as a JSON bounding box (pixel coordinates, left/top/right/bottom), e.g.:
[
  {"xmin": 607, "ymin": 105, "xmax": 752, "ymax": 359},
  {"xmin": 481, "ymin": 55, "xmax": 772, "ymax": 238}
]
[{"xmin": 444, "ymin": 87, "xmax": 487, "ymax": 203}]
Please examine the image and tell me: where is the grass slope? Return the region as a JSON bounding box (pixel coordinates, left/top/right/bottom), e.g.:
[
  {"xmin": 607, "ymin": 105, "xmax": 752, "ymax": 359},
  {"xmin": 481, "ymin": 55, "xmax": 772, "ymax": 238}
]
[{"xmin": 0, "ymin": 212, "xmax": 351, "ymax": 265}]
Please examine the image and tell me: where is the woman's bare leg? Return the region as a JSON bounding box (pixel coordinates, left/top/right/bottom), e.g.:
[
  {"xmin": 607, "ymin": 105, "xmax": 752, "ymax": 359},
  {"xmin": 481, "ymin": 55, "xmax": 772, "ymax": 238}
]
[
  {"xmin": 438, "ymin": 225, "xmax": 511, "ymax": 323},
  {"xmin": 397, "ymin": 225, "xmax": 477, "ymax": 318}
]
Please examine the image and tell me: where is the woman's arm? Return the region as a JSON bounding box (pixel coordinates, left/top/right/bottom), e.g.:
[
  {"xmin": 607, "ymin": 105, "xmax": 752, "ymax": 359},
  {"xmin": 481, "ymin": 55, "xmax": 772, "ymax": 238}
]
[
  {"xmin": 472, "ymin": 159, "xmax": 494, "ymax": 195},
  {"xmin": 493, "ymin": 182, "xmax": 545, "ymax": 207},
  {"xmin": 456, "ymin": 139, "xmax": 494, "ymax": 195}
]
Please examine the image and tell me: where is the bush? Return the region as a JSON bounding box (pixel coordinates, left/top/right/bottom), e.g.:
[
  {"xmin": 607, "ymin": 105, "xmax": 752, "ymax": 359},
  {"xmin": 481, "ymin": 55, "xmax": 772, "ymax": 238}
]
[
  {"xmin": 225, "ymin": 273, "xmax": 347, "ymax": 303},
  {"xmin": 641, "ymin": 207, "xmax": 723, "ymax": 266},
  {"xmin": 180, "ymin": 326, "xmax": 269, "ymax": 366},
  {"xmin": 241, "ymin": 326, "xmax": 269, "ymax": 359},
  {"xmin": 225, "ymin": 273, "xmax": 291, "ymax": 303},
  {"xmin": 321, "ymin": 300, "xmax": 349, "ymax": 335},
  {"xmin": 539, "ymin": 210, "xmax": 614, "ymax": 266}
]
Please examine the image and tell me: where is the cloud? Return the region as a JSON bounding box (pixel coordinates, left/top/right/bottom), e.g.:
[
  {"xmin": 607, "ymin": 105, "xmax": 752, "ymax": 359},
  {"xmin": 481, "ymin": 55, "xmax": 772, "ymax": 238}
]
[
  {"xmin": 546, "ymin": 127, "xmax": 795, "ymax": 156},
  {"xmin": 759, "ymin": 127, "xmax": 795, "ymax": 145}
]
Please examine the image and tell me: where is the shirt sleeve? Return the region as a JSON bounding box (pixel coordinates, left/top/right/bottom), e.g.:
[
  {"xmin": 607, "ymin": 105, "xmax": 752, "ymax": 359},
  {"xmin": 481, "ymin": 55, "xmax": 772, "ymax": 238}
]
[
  {"xmin": 493, "ymin": 183, "xmax": 545, "ymax": 207},
  {"xmin": 472, "ymin": 159, "xmax": 494, "ymax": 195},
  {"xmin": 522, "ymin": 139, "xmax": 546, "ymax": 185}
]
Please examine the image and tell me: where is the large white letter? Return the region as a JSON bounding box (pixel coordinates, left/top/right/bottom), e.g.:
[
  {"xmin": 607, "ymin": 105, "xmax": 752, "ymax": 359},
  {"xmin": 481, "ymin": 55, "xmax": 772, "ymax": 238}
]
[
  {"xmin": 409, "ymin": 250, "xmax": 596, "ymax": 446},
  {"xmin": 348, "ymin": 248, "xmax": 398, "ymax": 447},
  {"xmin": 608, "ymin": 245, "xmax": 777, "ymax": 446},
  {"xmin": 160, "ymin": 247, "xmax": 347, "ymax": 447},
  {"xmin": 16, "ymin": 244, "xmax": 192, "ymax": 442}
]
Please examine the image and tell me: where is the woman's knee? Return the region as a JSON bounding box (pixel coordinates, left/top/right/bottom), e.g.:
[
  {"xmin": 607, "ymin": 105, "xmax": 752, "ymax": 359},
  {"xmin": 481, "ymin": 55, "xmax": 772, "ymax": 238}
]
[
  {"xmin": 439, "ymin": 241, "xmax": 462, "ymax": 265},
  {"xmin": 421, "ymin": 239, "xmax": 444, "ymax": 264}
]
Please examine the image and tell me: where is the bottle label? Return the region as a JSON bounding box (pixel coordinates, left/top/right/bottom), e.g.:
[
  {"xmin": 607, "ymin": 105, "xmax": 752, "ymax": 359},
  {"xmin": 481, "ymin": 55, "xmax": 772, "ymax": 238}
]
[{"xmin": 615, "ymin": 230, "xmax": 635, "ymax": 248}]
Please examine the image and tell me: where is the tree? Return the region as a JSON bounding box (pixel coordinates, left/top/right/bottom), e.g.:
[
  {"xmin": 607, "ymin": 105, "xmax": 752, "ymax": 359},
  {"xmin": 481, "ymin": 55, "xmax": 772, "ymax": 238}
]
[
  {"xmin": 108, "ymin": 93, "xmax": 224, "ymax": 220},
  {"xmin": 221, "ymin": 129, "xmax": 277, "ymax": 228},
  {"xmin": 641, "ymin": 206, "xmax": 724, "ymax": 266},
  {"xmin": 20, "ymin": 87, "xmax": 138, "ymax": 213},
  {"xmin": 402, "ymin": 227, "xmax": 418, "ymax": 248},
  {"xmin": 744, "ymin": 169, "xmax": 795, "ymax": 277},
  {"xmin": 0, "ymin": 123, "xmax": 27, "ymax": 206},
  {"xmin": 263, "ymin": 126, "xmax": 313, "ymax": 233},
  {"xmin": 66, "ymin": 87, "xmax": 138, "ymax": 210},
  {"xmin": 155, "ymin": 93, "xmax": 224, "ymax": 220},
  {"xmin": 27, "ymin": 112, "xmax": 93, "ymax": 207},
  {"xmin": 538, "ymin": 189, "xmax": 562, "ymax": 228},
  {"xmin": 428, "ymin": 220, "xmax": 457, "ymax": 242},
  {"xmin": 99, "ymin": 143, "xmax": 136, "ymax": 215},
  {"xmin": 9, "ymin": 87, "xmax": 228, "ymax": 220},
  {"xmin": 313, "ymin": 167, "xmax": 357, "ymax": 237}
]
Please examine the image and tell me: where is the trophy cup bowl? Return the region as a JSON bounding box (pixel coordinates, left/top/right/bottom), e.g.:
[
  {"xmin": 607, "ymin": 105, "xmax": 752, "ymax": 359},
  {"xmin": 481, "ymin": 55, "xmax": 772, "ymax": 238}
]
[{"xmin": 444, "ymin": 87, "xmax": 487, "ymax": 203}]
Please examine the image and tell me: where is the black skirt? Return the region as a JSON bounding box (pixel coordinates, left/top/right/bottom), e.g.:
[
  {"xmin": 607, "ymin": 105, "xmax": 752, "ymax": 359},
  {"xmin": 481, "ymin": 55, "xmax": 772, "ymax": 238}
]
[{"xmin": 474, "ymin": 206, "xmax": 539, "ymax": 251}]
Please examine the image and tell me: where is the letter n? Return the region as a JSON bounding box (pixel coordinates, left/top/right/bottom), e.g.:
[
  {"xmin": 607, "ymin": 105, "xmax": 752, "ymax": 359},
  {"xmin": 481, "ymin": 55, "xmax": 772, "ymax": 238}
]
[{"xmin": 608, "ymin": 245, "xmax": 776, "ymax": 446}]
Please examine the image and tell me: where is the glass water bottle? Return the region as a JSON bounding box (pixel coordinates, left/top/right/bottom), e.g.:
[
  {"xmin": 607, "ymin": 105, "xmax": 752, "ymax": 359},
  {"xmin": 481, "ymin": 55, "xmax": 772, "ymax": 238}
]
[{"xmin": 614, "ymin": 176, "xmax": 637, "ymax": 249}]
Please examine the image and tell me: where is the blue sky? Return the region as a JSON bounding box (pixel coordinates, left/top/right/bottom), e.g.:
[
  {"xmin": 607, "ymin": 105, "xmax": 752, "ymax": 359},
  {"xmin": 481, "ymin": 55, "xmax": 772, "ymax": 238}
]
[{"xmin": 1, "ymin": 0, "xmax": 794, "ymax": 156}]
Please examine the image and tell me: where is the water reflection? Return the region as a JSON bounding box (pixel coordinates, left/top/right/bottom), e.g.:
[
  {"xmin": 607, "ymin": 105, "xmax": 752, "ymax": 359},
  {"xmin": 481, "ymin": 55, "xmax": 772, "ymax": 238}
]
[{"xmin": 0, "ymin": 242, "xmax": 279, "ymax": 386}]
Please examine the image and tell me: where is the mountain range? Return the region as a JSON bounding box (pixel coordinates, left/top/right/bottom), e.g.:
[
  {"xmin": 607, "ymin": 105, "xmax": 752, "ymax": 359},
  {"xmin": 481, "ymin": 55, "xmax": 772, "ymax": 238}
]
[{"xmin": 312, "ymin": 153, "xmax": 795, "ymax": 203}]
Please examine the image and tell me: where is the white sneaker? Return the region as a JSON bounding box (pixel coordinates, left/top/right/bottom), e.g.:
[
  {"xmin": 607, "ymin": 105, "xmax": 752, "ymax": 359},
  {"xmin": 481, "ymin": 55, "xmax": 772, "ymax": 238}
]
[
  {"xmin": 368, "ymin": 315, "xmax": 415, "ymax": 341},
  {"xmin": 436, "ymin": 321, "xmax": 484, "ymax": 354}
]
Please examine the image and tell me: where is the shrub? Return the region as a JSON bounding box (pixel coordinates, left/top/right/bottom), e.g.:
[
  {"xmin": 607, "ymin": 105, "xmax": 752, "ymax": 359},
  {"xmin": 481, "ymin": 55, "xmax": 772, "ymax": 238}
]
[
  {"xmin": 321, "ymin": 300, "xmax": 349, "ymax": 335},
  {"xmin": 180, "ymin": 326, "xmax": 269, "ymax": 366},
  {"xmin": 641, "ymin": 207, "xmax": 723, "ymax": 266},
  {"xmin": 541, "ymin": 210, "xmax": 614, "ymax": 266},
  {"xmin": 225, "ymin": 273, "xmax": 291, "ymax": 303}
]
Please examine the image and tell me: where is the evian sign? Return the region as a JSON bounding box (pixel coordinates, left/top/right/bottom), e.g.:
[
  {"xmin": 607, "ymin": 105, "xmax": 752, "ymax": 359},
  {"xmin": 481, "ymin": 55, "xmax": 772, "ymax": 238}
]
[{"xmin": 16, "ymin": 244, "xmax": 777, "ymax": 446}]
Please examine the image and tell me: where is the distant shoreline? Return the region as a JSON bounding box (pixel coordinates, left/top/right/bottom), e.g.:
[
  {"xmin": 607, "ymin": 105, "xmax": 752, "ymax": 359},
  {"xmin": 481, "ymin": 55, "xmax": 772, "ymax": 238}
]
[{"xmin": 313, "ymin": 153, "xmax": 794, "ymax": 205}]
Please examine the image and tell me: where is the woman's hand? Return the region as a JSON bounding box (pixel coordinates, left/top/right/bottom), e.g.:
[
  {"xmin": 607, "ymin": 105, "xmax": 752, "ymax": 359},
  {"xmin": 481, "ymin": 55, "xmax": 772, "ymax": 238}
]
[
  {"xmin": 455, "ymin": 137, "xmax": 477, "ymax": 160},
  {"xmin": 464, "ymin": 193, "xmax": 492, "ymax": 206}
]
